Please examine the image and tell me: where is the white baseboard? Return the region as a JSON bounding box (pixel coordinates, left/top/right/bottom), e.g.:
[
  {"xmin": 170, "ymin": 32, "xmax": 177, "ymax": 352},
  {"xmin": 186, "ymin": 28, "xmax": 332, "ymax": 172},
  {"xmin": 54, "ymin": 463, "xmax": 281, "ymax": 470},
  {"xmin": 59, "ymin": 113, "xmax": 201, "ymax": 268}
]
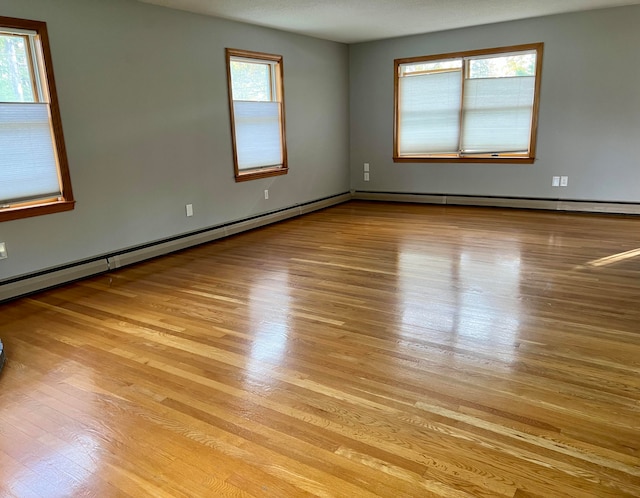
[
  {"xmin": 353, "ymin": 191, "xmax": 640, "ymax": 215},
  {"xmin": 1, "ymin": 192, "xmax": 351, "ymax": 302}
]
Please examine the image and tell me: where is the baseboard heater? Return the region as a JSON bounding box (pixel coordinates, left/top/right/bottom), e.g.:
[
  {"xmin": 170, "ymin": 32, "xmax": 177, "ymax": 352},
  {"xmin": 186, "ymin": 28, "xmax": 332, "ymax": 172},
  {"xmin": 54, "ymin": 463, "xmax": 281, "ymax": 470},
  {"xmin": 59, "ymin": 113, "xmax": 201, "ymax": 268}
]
[
  {"xmin": 0, "ymin": 192, "xmax": 351, "ymax": 303},
  {"xmin": 353, "ymin": 191, "xmax": 640, "ymax": 215}
]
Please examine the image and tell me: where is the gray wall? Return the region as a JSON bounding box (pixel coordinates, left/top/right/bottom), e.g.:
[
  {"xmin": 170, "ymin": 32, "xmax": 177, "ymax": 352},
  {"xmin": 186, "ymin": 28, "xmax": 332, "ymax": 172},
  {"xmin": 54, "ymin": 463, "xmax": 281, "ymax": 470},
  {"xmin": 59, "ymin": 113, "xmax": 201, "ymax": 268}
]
[
  {"xmin": 0, "ymin": 0, "xmax": 350, "ymax": 281},
  {"xmin": 350, "ymin": 6, "xmax": 640, "ymax": 203}
]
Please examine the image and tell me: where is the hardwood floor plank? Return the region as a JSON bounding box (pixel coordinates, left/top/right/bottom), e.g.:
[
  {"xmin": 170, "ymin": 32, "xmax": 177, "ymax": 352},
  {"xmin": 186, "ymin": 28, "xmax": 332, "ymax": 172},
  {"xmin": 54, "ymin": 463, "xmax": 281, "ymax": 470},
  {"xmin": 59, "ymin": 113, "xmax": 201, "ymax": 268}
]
[{"xmin": 1, "ymin": 201, "xmax": 639, "ymax": 496}]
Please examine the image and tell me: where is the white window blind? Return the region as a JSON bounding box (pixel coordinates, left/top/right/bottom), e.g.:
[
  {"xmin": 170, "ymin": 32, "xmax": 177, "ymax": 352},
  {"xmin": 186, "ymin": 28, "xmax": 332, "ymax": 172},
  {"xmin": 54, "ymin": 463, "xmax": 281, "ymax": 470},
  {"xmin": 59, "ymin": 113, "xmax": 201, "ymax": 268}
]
[
  {"xmin": 461, "ymin": 76, "xmax": 535, "ymax": 154},
  {"xmin": 233, "ymin": 101, "xmax": 283, "ymax": 170},
  {"xmin": 398, "ymin": 70, "xmax": 461, "ymax": 155},
  {"xmin": 0, "ymin": 103, "xmax": 61, "ymax": 205}
]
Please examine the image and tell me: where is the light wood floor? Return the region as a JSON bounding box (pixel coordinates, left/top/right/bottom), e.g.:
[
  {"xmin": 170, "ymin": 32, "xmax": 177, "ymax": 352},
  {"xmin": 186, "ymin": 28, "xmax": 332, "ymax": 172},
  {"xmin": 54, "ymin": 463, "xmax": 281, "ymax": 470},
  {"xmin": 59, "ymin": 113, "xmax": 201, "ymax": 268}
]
[{"xmin": 1, "ymin": 201, "xmax": 639, "ymax": 497}]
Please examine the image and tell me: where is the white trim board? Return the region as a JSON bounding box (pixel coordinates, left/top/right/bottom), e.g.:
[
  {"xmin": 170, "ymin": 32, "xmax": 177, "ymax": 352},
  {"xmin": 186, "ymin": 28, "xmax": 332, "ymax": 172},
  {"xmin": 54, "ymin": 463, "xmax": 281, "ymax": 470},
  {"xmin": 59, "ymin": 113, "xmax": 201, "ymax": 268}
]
[
  {"xmin": 0, "ymin": 193, "xmax": 351, "ymax": 302},
  {"xmin": 352, "ymin": 191, "xmax": 640, "ymax": 215}
]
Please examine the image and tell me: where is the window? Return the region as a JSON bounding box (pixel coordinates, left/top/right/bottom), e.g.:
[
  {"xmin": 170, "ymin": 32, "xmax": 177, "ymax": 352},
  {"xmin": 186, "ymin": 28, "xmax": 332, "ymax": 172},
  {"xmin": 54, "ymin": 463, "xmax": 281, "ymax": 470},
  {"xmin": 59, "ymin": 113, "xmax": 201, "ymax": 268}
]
[
  {"xmin": 226, "ymin": 48, "xmax": 288, "ymax": 182},
  {"xmin": 0, "ymin": 16, "xmax": 74, "ymax": 222},
  {"xmin": 394, "ymin": 43, "xmax": 543, "ymax": 163}
]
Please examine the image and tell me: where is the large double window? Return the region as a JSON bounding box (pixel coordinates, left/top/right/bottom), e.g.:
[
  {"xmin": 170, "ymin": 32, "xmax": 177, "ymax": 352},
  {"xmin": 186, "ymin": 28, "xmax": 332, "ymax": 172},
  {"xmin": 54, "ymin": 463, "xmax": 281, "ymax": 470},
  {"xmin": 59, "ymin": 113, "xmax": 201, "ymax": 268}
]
[
  {"xmin": 394, "ymin": 43, "xmax": 543, "ymax": 163},
  {"xmin": 0, "ymin": 16, "xmax": 73, "ymax": 222},
  {"xmin": 226, "ymin": 48, "xmax": 287, "ymax": 182}
]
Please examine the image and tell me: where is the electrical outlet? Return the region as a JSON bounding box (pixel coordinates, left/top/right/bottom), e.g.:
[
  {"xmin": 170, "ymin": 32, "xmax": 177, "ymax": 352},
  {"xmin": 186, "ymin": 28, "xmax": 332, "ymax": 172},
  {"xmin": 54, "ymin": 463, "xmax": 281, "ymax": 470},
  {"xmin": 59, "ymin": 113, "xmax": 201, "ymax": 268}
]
[
  {"xmin": 364, "ymin": 163, "xmax": 370, "ymax": 172},
  {"xmin": 364, "ymin": 172, "xmax": 370, "ymax": 181},
  {"xmin": 560, "ymin": 176, "xmax": 569, "ymax": 187},
  {"xmin": 0, "ymin": 242, "xmax": 7, "ymax": 260},
  {"xmin": 552, "ymin": 176, "xmax": 560, "ymax": 187},
  {"xmin": 186, "ymin": 204, "xmax": 193, "ymax": 217},
  {"xmin": 264, "ymin": 189, "xmax": 269, "ymax": 200}
]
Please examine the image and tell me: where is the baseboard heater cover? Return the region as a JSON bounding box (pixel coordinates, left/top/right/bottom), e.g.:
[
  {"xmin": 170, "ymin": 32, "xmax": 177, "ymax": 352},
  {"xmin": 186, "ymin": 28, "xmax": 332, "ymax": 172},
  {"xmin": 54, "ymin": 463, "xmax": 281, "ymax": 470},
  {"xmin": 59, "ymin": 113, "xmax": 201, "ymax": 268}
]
[
  {"xmin": 107, "ymin": 227, "xmax": 228, "ymax": 270},
  {"xmin": 108, "ymin": 193, "xmax": 350, "ymax": 269},
  {"xmin": 1, "ymin": 192, "xmax": 351, "ymax": 302},
  {"xmin": 353, "ymin": 191, "xmax": 640, "ymax": 215},
  {"xmin": 0, "ymin": 259, "xmax": 110, "ymax": 302}
]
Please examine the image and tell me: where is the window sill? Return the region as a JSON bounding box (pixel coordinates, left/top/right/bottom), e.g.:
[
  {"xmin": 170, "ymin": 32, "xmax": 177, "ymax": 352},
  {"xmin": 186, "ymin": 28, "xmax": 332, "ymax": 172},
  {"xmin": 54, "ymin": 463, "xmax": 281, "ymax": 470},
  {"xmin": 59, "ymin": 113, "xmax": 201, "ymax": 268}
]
[
  {"xmin": 0, "ymin": 200, "xmax": 75, "ymax": 222},
  {"xmin": 393, "ymin": 156, "xmax": 535, "ymax": 164},
  {"xmin": 235, "ymin": 166, "xmax": 288, "ymax": 182}
]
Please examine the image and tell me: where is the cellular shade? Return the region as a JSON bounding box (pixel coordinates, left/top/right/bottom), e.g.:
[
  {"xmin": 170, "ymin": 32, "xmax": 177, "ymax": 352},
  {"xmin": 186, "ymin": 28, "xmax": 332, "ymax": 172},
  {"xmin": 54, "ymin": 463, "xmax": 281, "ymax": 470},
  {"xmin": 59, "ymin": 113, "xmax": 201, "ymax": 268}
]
[
  {"xmin": 0, "ymin": 103, "xmax": 61, "ymax": 204},
  {"xmin": 398, "ymin": 70, "xmax": 461, "ymax": 155},
  {"xmin": 461, "ymin": 76, "xmax": 535, "ymax": 154},
  {"xmin": 233, "ymin": 101, "xmax": 283, "ymax": 170}
]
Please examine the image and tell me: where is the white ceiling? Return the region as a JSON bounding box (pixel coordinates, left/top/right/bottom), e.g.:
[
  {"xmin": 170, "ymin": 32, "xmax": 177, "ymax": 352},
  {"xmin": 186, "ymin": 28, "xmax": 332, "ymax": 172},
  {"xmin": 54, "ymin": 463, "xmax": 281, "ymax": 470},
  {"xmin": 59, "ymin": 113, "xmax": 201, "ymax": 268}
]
[{"xmin": 138, "ymin": 0, "xmax": 640, "ymax": 43}]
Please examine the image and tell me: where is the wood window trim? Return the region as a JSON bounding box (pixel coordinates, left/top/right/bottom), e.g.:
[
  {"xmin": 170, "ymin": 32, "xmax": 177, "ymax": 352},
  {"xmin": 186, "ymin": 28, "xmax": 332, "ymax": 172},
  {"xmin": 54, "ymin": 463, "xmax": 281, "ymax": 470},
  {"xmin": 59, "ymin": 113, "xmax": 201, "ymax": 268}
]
[
  {"xmin": 233, "ymin": 165, "xmax": 288, "ymax": 183},
  {"xmin": 226, "ymin": 48, "xmax": 288, "ymax": 182},
  {"xmin": 393, "ymin": 42, "xmax": 543, "ymax": 164},
  {"xmin": 0, "ymin": 200, "xmax": 75, "ymax": 222},
  {"xmin": 0, "ymin": 16, "xmax": 74, "ymax": 222}
]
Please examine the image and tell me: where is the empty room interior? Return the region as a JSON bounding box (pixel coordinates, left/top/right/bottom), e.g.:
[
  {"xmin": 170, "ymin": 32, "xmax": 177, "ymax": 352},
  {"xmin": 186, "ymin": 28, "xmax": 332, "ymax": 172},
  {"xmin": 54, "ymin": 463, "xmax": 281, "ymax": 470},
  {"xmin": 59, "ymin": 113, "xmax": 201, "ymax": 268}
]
[{"xmin": 1, "ymin": 0, "xmax": 639, "ymax": 496}]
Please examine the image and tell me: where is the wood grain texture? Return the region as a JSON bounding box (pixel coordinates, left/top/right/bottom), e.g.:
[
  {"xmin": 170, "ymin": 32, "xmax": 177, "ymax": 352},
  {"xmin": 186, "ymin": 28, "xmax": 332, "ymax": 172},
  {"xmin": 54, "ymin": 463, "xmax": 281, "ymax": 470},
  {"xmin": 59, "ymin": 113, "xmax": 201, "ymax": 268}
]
[{"xmin": 1, "ymin": 201, "xmax": 639, "ymax": 497}]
